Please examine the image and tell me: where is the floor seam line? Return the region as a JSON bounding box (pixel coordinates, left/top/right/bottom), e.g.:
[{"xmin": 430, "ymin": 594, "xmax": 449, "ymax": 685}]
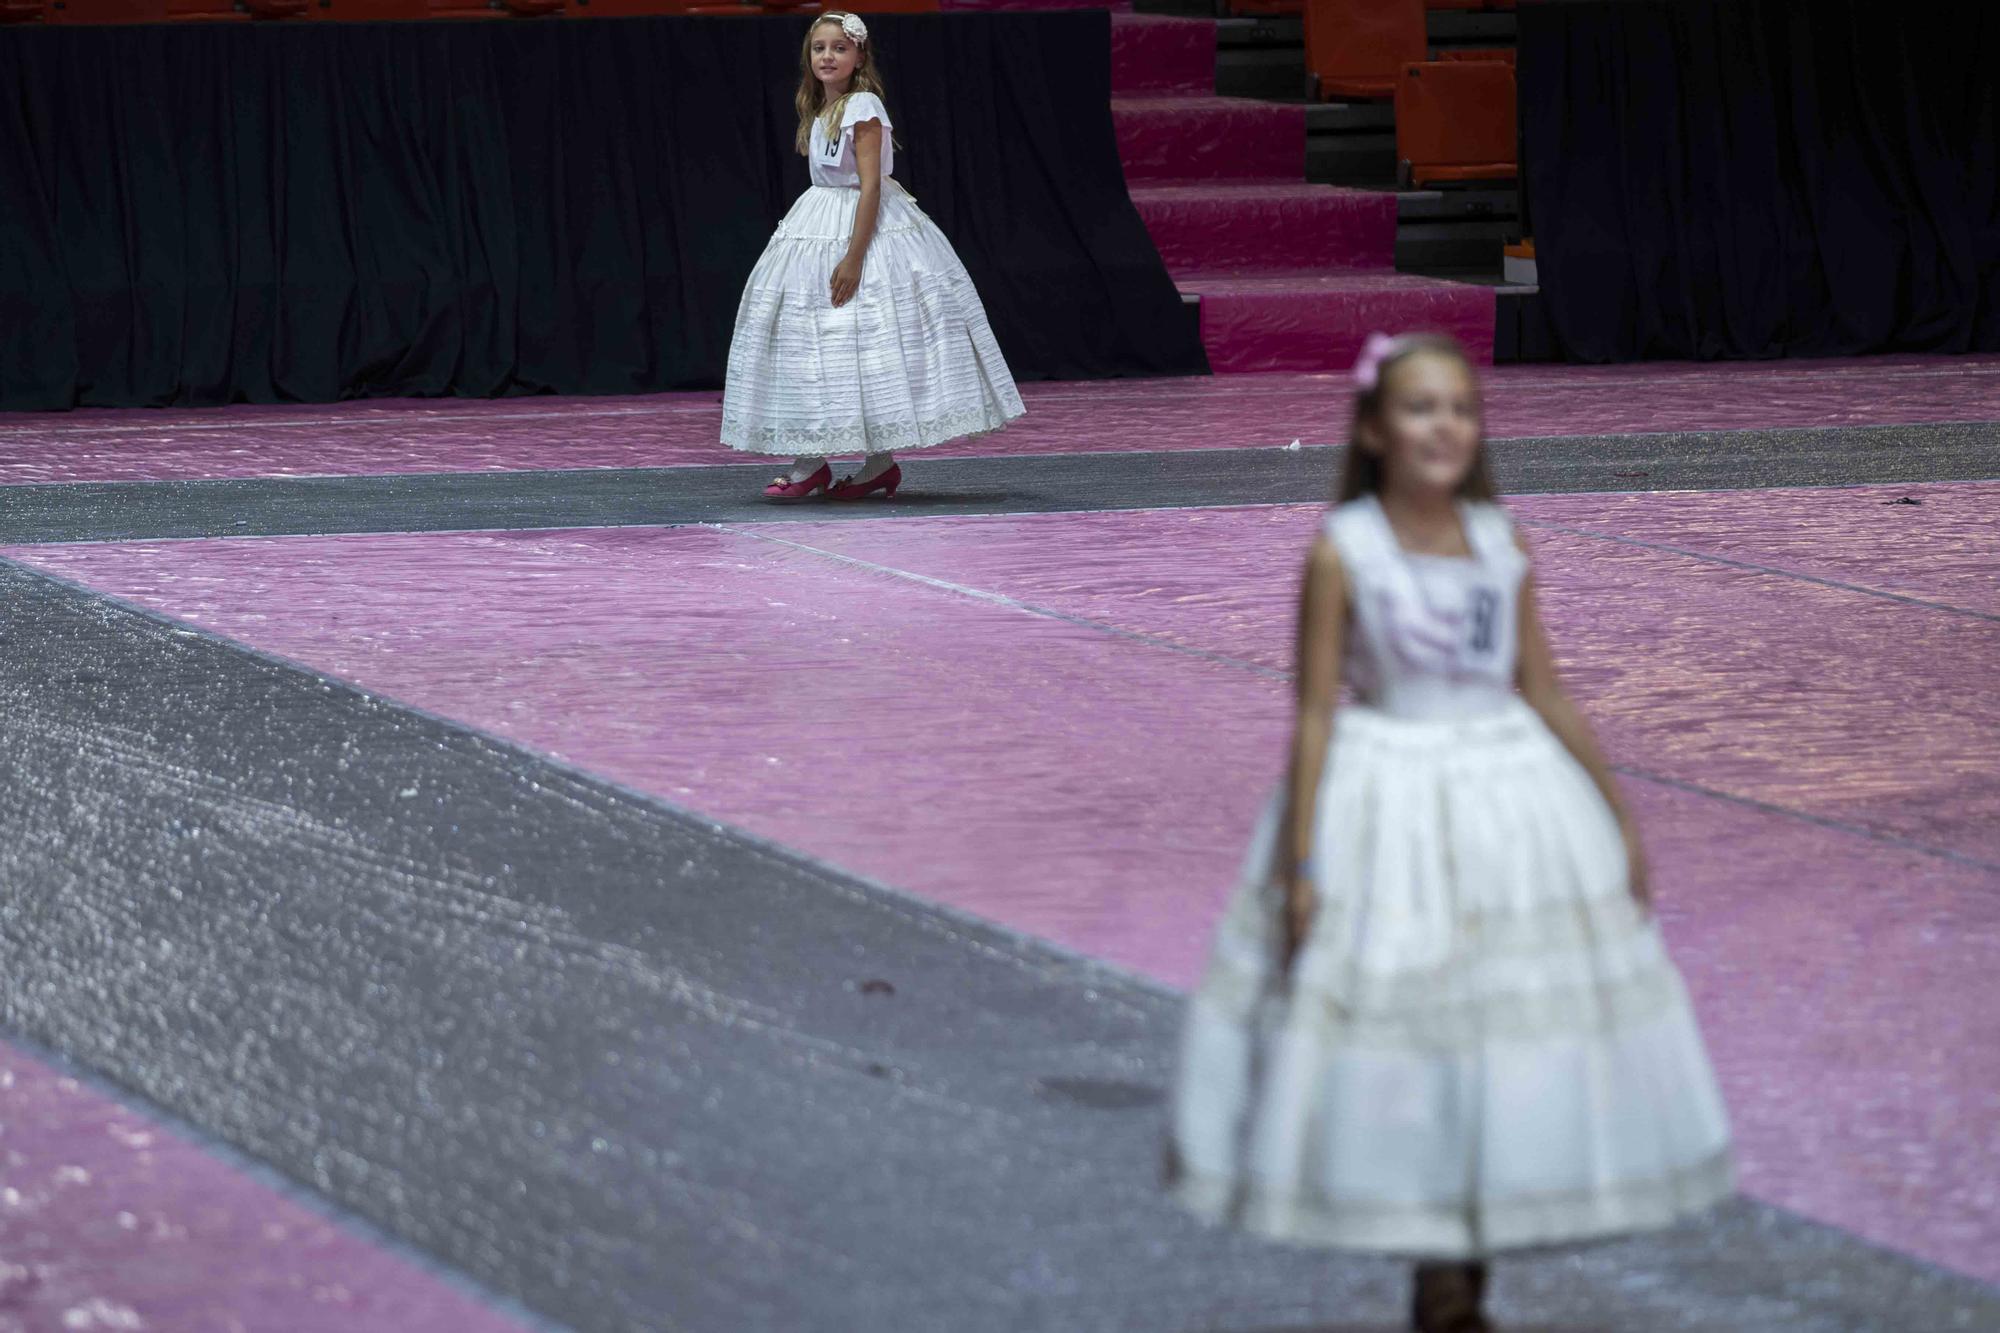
[
  {"xmin": 705, "ymin": 526, "xmax": 1998, "ymax": 873},
  {"xmin": 12, "ymin": 533, "xmax": 1985, "ymax": 872},
  {"xmin": 1607, "ymin": 769, "xmax": 2000, "ymax": 875},
  {"xmin": 704, "ymin": 522, "xmax": 1294, "ymax": 680},
  {"xmin": 1518, "ymin": 520, "xmax": 2000, "ymax": 623}
]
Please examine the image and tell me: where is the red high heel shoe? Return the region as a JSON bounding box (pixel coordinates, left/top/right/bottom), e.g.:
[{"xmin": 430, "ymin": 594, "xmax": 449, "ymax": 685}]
[
  {"xmin": 763, "ymin": 463, "xmax": 832, "ymax": 503},
  {"xmin": 828, "ymin": 462, "xmax": 902, "ymax": 501}
]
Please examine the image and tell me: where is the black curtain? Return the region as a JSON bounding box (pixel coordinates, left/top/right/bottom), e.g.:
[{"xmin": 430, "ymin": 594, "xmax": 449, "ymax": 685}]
[
  {"xmin": 0, "ymin": 13, "xmax": 1205, "ymax": 411},
  {"xmin": 1519, "ymin": 0, "xmax": 2000, "ymax": 362}
]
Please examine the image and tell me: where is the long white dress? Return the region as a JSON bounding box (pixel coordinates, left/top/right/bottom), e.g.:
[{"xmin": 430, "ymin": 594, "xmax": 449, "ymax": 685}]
[
  {"xmin": 1169, "ymin": 495, "xmax": 1734, "ymax": 1258},
  {"xmin": 720, "ymin": 92, "xmax": 1025, "ymax": 457}
]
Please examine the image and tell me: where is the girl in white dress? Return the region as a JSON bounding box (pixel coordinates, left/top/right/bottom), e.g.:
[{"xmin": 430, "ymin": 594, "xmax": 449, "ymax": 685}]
[
  {"xmin": 1168, "ymin": 334, "xmax": 1733, "ymax": 1332},
  {"xmin": 721, "ymin": 11, "xmax": 1025, "ymax": 502}
]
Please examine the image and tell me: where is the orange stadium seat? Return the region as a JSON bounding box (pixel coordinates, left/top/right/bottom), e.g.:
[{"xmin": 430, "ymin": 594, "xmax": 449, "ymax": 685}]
[
  {"xmin": 305, "ymin": 0, "xmax": 425, "ymax": 16},
  {"xmin": 1439, "ymin": 47, "xmax": 1515, "ymax": 66},
  {"xmin": 45, "ymin": 0, "xmax": 166, "ymax": 19},
  {"xmin": 428, "ymin": 0, "xmax": 565, "ymax": 16},
  {"xmin": 1395, "ymin": 58, "xmax": 1516, "ymax": 187},
  {"xmin": 1306, "ymin": 0, "xmax": 1426, "ymax": 101},
  {"xmin": 165, "ymin": 0, "xmax": 251, "ymax": 19},
  {"xmin": 563, "ymin": 0, "xmax": 685, "ymax": 13},
  {"xmin": 168, "ymin": 0, "xmax": 260, "ymax": 16}
]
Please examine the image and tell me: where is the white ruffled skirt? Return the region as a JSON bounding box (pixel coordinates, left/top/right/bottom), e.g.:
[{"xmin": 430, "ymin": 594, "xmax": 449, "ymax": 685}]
[
  {"xmin": 1169, "ymin": 699, "xmax": 1734, "ymax": 1258},
  {"xmin": 721, "ymin": 181, "xmax": 1025, "ymax": 457}
]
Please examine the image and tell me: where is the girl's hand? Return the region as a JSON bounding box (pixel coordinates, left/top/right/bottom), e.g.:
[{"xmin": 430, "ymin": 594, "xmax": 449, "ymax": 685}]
[
  {"xmin": 830, "ymin": 256, "xmax": 862, "ymax": 308},
  {"xmin": 1622, "ymin": 816, "xmax": 1653, "ymax": 915},
  {"xmin": 1279, "ymin": 870, "xmax": 1315, "ymax": 971}
]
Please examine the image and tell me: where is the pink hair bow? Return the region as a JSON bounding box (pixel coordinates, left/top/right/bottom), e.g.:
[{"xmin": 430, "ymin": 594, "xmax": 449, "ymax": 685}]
[{"xmin": 1350, "ymin": 332, "xmax": 1402, "ymax": 392}]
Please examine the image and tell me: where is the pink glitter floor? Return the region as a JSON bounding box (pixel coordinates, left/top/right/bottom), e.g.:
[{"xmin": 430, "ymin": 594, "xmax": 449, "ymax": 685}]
[
  {"xmin": 9, "ymin": 478, "xmax": 1997, "ymax": 1285},
  {"xmin": 0, "ymin": 1041, "xmax": 532, "ymax": 1333},
  {"xmin": 2, "ymin": 355, "xmax": 1997, "ymax": 485}
]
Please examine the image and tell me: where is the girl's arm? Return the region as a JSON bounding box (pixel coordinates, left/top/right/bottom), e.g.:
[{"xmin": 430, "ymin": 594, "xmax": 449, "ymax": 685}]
[
  {"xmin": 1280, "ymin": 535, "xmax": 1347, "ymax": 966},
  {"xmin": 1513, "ymin": 537, "xmax": 1652, "ymax": 911},
  {"xmin": 830, "ymin": 120, "xmax": 884, "ymax": 308}
]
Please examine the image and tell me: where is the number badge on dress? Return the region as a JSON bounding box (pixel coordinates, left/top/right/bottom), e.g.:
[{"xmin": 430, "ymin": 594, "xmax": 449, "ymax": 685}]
[{"xmin": 1467, "ymin": 587, "xmax": 1499, "ymax": 657}]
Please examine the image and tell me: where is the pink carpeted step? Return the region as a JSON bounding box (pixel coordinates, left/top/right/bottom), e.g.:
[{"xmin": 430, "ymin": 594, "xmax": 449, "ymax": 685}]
[
  {"xmin": 1111, "ymin": 13, "xmax": 1215, "ymax": 96},
  {"xmin": 1129, "ymin": 182, "xmax": 1395, "ymax": 274},
  {"xmin": 1113, "ymin": 96, "xmax": 1305, "ymax": 181},
  {"xmin": 1178, "ymin": 270, "xmax": 1497, "ymax": 373}
]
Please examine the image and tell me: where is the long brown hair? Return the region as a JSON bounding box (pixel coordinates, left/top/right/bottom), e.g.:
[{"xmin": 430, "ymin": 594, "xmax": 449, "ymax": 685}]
[
  {"xmin": 794, "ymin": 14, "xmax": 892, "ymax": 157},
  {"xmin": 1334, "ymin": 333, "xmax": 1499, "ymax": 503}
]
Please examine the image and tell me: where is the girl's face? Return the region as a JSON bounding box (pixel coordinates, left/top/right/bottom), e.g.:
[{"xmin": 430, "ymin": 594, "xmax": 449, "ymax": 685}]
[
  {"xmin": 810, "ymin": 25, "xmax": 861, "ymax": 93},
  {"xmin": 1364, "ymin": 352, "xmax": 1483, "ymax": 497}
]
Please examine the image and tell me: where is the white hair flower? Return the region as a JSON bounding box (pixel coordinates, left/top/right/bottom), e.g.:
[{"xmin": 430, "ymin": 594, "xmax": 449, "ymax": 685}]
[{"xmin": 839, "ymin": 13, "xmax": 868, "ymax": 44}]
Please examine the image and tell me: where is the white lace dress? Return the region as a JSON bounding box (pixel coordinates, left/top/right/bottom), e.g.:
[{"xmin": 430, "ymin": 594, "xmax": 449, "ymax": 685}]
[
  {"xmin": 1169, "ymin": 495, "xmax": 1734, "ymax": 1258},
  {"xmin": 720, "ymin": 93, "xmax": 1025, "ymax": 457}
]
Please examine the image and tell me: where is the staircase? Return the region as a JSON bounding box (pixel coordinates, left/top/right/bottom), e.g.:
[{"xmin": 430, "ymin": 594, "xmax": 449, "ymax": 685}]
[
  {"xmin": 941, "ymin": 0, "xmax": 1500, "ymax": 372},
  {"xmin": 1108, "ymin": 8, "xmax": 1495, "ymax": 372}
]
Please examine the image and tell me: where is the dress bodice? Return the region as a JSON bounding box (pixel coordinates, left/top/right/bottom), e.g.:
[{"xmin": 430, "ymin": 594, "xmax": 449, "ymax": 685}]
[
  {"xmin": 809, "ymin": 92, "xmax": 894, "ymax": 188},
  {"xmin": 1324, "ymin": 494, "xmax": 1527, "ymax": 721}
]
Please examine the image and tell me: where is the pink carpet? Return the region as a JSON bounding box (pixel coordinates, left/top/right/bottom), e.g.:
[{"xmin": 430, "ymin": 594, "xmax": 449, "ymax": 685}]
[
  {"xmin": 0, "ymin": 1041, "xmax": 531, "ymax": 1332},
  {"xmin": 8, "ymin": 478, "xmax": 1996, "ymax": 1283}
]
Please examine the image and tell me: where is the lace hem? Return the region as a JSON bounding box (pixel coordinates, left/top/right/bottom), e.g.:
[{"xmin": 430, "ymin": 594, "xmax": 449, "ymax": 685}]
[
  {"xmin": 1188, "ymin": 954, "xmax": 1693, "ymax": 1051},
  {"xmin": 720, "ymin": 400, "xmax": 1022, "ymax": 456},
  {"xmin": 768, "ymin": 218, "xmax": 934, "ymax": 244},
  {"xmin": 1212, "ymin": 883, "xmax": 1652, "ymax": 967},
  {"xmin": 1166, "ymin": 1146, "xmax": 1734, "ymax": 1258}
]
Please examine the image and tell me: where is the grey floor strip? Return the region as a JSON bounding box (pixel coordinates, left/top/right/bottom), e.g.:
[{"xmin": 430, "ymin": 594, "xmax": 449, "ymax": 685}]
[
  {"xmin": 3, "ymin": 564, "xmax": 1996, "ymax": 1333},
  {"xmin": 1, "ymin": 420, "xmax": 1996, "ymax": 545}
]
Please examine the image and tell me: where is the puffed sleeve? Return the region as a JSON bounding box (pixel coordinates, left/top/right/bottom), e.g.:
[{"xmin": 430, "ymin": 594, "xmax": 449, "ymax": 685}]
[{"xmin": 840, "ymin": 92, "xmax": 892, "ymax": 135}]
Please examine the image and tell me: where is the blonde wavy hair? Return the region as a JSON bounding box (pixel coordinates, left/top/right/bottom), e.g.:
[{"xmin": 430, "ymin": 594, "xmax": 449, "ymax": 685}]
[{"xmin": 794, "ymin": 13, "xmax": 892, "ymax": 157}]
